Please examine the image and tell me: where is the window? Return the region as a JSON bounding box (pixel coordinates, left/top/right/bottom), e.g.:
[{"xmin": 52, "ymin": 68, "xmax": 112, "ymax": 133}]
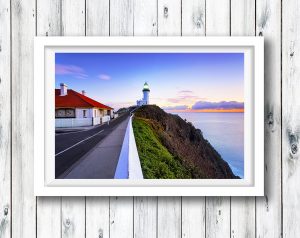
[{"xmin": 83, "ymin": 110, "xmax": 86, "ymax": 118}]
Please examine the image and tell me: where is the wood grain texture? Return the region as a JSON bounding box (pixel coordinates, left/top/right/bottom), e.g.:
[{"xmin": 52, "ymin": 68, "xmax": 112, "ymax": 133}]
[
  {"xmin": 206, "ymin": 0, "xmax": 230, "ymax": 36},
  {"xmin": 181, "ymin": 2, "xmax": 206, "ymax": 237},
  {"xmin": 157, "ymin": 197, "xmax": 181, "ymax": 238},
  {"xmin": 0, "ymin": 0, "xmax": 294, "ymax": 237},
  {"xmin": 62, "ymin": 0, "xmax": 86, "ymax": 36},
  {"xmin": 182, "ymin": 197, "xmax": 205, "ymax": 238},
  {"xmin": 133, "ymin": 0, "xmax": 157, "ymax": 36},
  {"xmin": 282, "ymin": 0, "xmax": 300, "ymax": 237},
  {"xmin": 11, "ymin": 0, "xmax": 36, "ymax": 237},
  {"xmin": 84, "ymin": 2, "xmax": 110, "ymax": 238},
  {"xmin": 0, "ymin": 0, "xmax": 10, "ymax": 237},
  {"xmin": 132, "ymin": 2, "xmax": 158, "ymax": 238},
  {"xmin": 86, "ymin": 197, "xmax": 110, "ymax": 238},
  {"xmin": 256, "ymin": 0, "xmax": 282, "ymax": 237},
  {"xmin": 110, "ymin": 197, "xmax": 133, "ymax": 238},
  {"xmin": 36, "ymin": 1, "xmax": 62, "ymax": 237},
  {"xmin": 134, "ymin": 197, "xmax": 157, "ymax": 238},
  {"xmin": 109, "ymin": 2, "xmax": 134, "ymax": 237},
  {"xmin": 37, "ymin": 197, "xmax": 61, "ymax": 238},
  {"xmin": 230, "ymin": 1, "xmax": 256, "ymax": 237},
  {"xmin": 205, "ymin": 1, "xmax": 231, "ymax": 237},
  {"xmin": 182, "ymin": 0, "xmax": 205, "ymax": 36},
  {"xmin": 62, "ymin": 197, "xmax": 85, "ymax": 238},
  {"xmin": 206, "ymin": 197, "xmax": 230, "ymax": 238},
  {"xmin": 157, "ymin": 2, "xmax": 182, "ymax": 238},
  {"xmin": 61, "ymin": 1, "xmax": 86, "ymax": 238},
  {"xmin": 86, "ymin": 0, "xmax": 109, "ymax": 36},
  {"xmin": 157, "ymin": 0, "xmax": 181, "ymax": 36},
  {"xmin": 110, "ymin": 0, "xmax": 133, "ymax": 36}
]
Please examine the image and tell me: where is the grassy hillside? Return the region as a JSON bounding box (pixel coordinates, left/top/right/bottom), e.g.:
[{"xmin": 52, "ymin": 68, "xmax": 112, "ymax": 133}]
[
  {"xmin": 133, "ymin": 117, "xmax": 194, "ymax": 179},
  {"xmin": 132, "ymin": 105, "xmax": 238, "ymax": 179}
]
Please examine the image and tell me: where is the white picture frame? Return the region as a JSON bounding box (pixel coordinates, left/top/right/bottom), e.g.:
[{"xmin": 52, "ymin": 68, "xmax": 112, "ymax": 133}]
[{"xmin": 34, "ymin": 36, "xmax": 264, "ymax": 196}]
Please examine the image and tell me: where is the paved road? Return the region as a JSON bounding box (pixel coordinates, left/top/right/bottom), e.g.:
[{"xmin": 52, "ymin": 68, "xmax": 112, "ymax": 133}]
[
  {"xmin": 55, "ymin": 112, "xmax": 130, "ymax": 177},
  {"xmin": 62, "ymin": 116, "xmax": 130, "ymax": 179}
]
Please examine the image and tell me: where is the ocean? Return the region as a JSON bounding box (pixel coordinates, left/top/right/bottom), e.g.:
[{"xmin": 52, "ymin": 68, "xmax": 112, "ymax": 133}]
[{"xmin": 170, "ymin": 112, "xmax": 244, "ymax": 178}]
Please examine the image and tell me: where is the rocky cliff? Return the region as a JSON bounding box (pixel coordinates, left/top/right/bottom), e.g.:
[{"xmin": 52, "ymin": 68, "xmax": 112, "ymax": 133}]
[{"xmin": 132, "ymin": 105, "xmax": 238, "ymax": 179}]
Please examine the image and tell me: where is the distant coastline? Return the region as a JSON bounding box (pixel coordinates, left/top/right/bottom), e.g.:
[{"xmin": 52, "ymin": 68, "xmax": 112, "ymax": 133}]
[{"xmin": 164, "ymin": 109, "xmax": 244, "ymax": 113}]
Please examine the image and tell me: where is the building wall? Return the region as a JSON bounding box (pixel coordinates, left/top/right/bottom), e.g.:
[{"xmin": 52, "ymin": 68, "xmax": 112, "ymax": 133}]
[{"xmin": 75, "ymin": 108, "xmax": 94, "ymax": 118}]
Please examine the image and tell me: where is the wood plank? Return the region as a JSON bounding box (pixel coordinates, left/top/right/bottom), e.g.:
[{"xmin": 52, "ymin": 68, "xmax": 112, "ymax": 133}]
[
  {"xmin": 205, "ymin": 1, "xmax": 231, "ymax": 237},
  {"xmin": 230, "ymin": 1, "xmax": 256, "ymax": 237},
  {"xmin": 86, "ymin": 0, "xmax": 109, "ymax": 36},
  {"xmin": 37, "ymin": 197, "xmax": 61, "ymax": 238},
  {"xmin": 110, "ymin": 197, "xmax": 133, "ymax": 238},
  {"xmin": 86, "ymin": 197, "xmax": 109, "ymax": 238},
  {"xmin": 133, "ymin": 0, "xmax": 157, "ymax": 36},
  {"xmin": 206, "ymin": 198, "xmax": 230, "ymax": 238},
  {"xmin": 230, "ymin": 197, "xmax": 255, "ymax": 238},
  {"xmin": 156, "ymin": 1, "xmax": 182, "ymax": 237},
  {"xmin": 62, "ymin": 0, "xmax": 86, "ymax": 36},
  {"xmin": 181, "ymin": 1, "xmax": 206, "ymax": 237},
  {"xmin": 132, "ymin": 1, "xmax": 158, "ymax": 237},
  {"xmin": 36, "ymin": 0, "xmax": 61, "ymax": 36},
  {"xmin": 157, "ymin": 197, "xmax": 181, "ymax": 238},
  {"xmin": 0, "ymin": 0, "xmax": 11, "ymax": 237},
  {"xmin": 182, "ymin": 197, "xmax": 205, "ymax": 238},
  {"xmin": 182, "ymin": 0, "xmax": 205, "ymax": 36},
  {"xmin": 206, "ymin": 0, "xmax": 230, "ymax": 36},
  {"xmin": 134, "ymin": 197, "xmax": 157, "ymax": 238},
  {"xmin": 282, "ymin": 0, "xmax": 300, "ymax": 237},
  {"xmin": 11, "ymin": 0, "xmax": 36, "ymax": 237},
  {"xmin": 109, "ymin": 2, "xmax": 134, "ymax": 237},
  {"xmin": 256, "ymin": 0, "xmax": 282, "ymax": 237},
  {"xmin": 62, "ymin": 197, "xmax": 85, "ymax": 238},
  {"xmin": 36, "ymin": 1, "xmax": 62, "ymax": 237},
  {"xmin": 60, "ymin": 1, "xmax": 86, "ymax": 238},
  {"xmin": 231, "ymin": 0, "xmax": 255, "ymax": 36},
  {"xmin": 157, "ymin": 0, "xmax": 181, "ymax": 36},
  {"xmin": 84, "ymin": 2, "xmax": 110, "ymax": 236},
  {"xmin": 110, "ymin": 0, "xmax": 134, "ymax": 36}
]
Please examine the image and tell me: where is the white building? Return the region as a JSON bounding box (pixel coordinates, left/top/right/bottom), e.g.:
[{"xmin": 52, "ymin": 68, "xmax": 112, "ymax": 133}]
[
  {"xmin": 137, "ymin": 82, "xmax": 150, "ymax": 106},
  {"xmin": 55, "ymin": 83, "xmax": 113, "ymax": 128}
]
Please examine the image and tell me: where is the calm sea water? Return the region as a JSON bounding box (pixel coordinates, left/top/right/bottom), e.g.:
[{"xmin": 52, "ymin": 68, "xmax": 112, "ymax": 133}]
[{"xmin": 170, "ymin": 112, "xmax": 244, "ymax": 178}]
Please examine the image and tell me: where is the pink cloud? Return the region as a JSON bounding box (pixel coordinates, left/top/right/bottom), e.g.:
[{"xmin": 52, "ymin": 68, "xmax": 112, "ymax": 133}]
[
  {"xmin": 178, "ymin": 90, "xmax": 193, "ymax": 94},
  {"xmin": 55, "ymin": 64, "xmax": 88, "ymax": 79},
  {"xmin": 98, "ymin": 74, "xmax": 111, "ymax": 80}
]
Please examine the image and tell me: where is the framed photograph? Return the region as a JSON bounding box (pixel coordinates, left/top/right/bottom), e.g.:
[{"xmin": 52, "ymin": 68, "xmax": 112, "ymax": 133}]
[{"xmin": 34, "ymin": 37, "xmax": 264, "ymax": 196}]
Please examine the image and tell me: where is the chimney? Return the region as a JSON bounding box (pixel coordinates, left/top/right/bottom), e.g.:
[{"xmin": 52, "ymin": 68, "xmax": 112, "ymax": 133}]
[
  {"xmin": 82, "ymin": 90, "xmax": 86, "ymax": 96},
  {"xmin": 60, "ymin": 83, "xmax": 67, "ymax": 96}
]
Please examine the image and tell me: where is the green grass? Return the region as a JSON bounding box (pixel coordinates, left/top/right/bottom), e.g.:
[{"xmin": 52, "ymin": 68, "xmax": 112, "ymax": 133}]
[{"xmin": 132, "ymin": 117, "xmax": 192, "ymax": 179}]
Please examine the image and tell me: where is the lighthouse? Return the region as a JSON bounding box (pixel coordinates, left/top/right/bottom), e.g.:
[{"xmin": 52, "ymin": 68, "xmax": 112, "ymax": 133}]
[
  {"xmin": 142, "ymin": 82, "xmax": 150, "ymax": 104},
  {"xmin": 137, "ymin": 82, "xmax": 150, "ymax": 106}
]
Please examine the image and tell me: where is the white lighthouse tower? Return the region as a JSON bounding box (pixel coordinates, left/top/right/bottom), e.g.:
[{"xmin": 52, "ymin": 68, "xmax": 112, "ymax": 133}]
[{"xmin": 137, "ymin": 82, "xmax": 150, "ymax": 106}]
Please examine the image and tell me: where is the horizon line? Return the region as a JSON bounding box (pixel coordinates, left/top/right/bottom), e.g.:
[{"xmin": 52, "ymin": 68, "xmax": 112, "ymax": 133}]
[{"xmin": 164, "ymin": 108, "xmax": 244, "ymax": 113}]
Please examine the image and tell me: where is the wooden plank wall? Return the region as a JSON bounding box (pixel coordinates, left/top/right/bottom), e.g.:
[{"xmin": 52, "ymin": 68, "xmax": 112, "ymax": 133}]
[{"xmin": 1, "ymin": 0, "xmax": 298, "ymax": 237}]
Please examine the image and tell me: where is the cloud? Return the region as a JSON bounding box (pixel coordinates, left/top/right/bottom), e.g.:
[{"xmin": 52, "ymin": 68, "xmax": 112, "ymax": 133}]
[
  {"xmin": 192, "ymin": 101, "xmax": 244, "ymax": 110},
  {"xmin": 178, "ymin": 90, "xmax": 193, "ymax": 94},
  {"xmin": 98, "ymin": 74, "xmax": 111, "ymax": 80},
  {"xmin": 163, "ymin": 105, "xmax": 189, "ymax": 110},
  {"xmin": 55, "ymin": 64, "xmax": 88, "ymax": 79}
]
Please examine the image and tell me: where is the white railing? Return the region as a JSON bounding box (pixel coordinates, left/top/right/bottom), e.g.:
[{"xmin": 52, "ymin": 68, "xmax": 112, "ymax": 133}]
[
  {"xmin": 114, "ymin": 116, "xmax": 143, "ymax": 179},
  {"xmin": 55, "ymin": 118, "xmax": 93, "ymax": 128}
]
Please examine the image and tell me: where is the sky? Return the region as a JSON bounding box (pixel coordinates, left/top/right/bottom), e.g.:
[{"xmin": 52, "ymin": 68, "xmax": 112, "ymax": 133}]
[{"xmin": 55, "ymin": 53, "xmax": 244, "ymax": 112}]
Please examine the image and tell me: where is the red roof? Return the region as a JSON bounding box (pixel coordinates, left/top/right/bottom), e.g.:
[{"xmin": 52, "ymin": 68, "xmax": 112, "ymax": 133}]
[{"xmin": 55, "ymin": 89, "xmax": 113, "ymax": 110}]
